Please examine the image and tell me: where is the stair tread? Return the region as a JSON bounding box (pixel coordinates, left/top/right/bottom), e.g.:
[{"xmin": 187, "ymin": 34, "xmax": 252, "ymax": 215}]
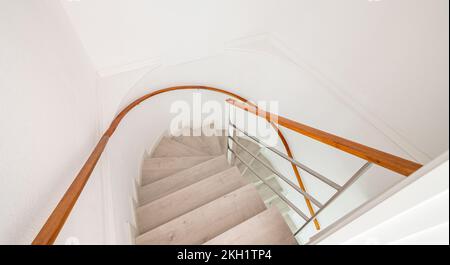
[
  {"xmin": 256, "ymin": 176, "xmax": 283, "ymax": 201},
  {"xmin": 217, "ymin": 131, "xmax": 227, "ymax": 153},
  {"xmin": 204, "ymin": 207, "xmax": 297, "ymax": 245},
  {"xmin": 234, "ymin": 137, "xmax": 261, "ymax": 168},
  {"xmin": 241, "ymin": 153, "xmax": 274, "ymax": 179},
  {"xmin": 134, "ymin": 128, "xmax": 294, "ymax": 245},
  {"xmin": 142, "ymin": 156, "xmax": 215, "ymax": 185},
  {"xmin": 139, "ymin": 155, "xmax": 231, "ymax": 205},
  {"xmin": 201, "ymin": 135, "xmax": 223, "ymax": 155},
  {"xmin": 171, "ymin": 126, "xmax": 225, "ymax": 155},
  {"xmin": 170, "ymin": 136, "xmax": 216, "ymax": 155},
  {"xmin": 136, "ymin": 184, "xmax": 266, "ymax": 245},
  {"xmin": 151, "ymin": 137, "xmax": 209, "ymax": 158},
  {"xmin": 266, "ymin": 196, "xmax": 290, "ymax": 214},
  {"xmin": 136, "ymin": 166, "xmax": 247, "ymax": 234}
]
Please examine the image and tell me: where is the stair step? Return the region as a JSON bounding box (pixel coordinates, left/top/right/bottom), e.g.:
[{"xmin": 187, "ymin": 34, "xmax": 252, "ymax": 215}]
[
  {"xmin": 136, "ymin": 167, "xmax": 247, "ymax": 234},
  {"xmin": 204, "ymin": 207, "xmax": 297, "ymax": 245},
  {"xmin": 241, "ymin": 153, "xmax": 274, "ymax": 179},
  {"xmin": 234, "ymin": 138, "xmax": 261, "ymax": 168},
  {"xmin": 141, "ymin": 156, "xmax": 215, "ymax": 185},
  {"xmin": 170, "ymin": 136, "xmax": 215, "ymax": 155},
  {"xmin": 151, "ymin": 137, "xmax": 209, "ymax": 158},
  {"xmin": 139, "ymin": 156, "xmax": 231, "ymax": 205},
  {"xmin": 256, "ymin": 177, "xmax": 283, "ymax": 201},
  {"xmin": 283, "ymin": 213, "xmax": 297, "ymax": 232},
  {"xmin": 240, "ymin": 167, "xmax": 275, "ymax": 184},
  {"xmin": 216, "ymin": 131, "xmax": 227, "ymax": 153},
  {"xmin": 266, "ymin": 196, "xmax": 290, "ymax": 215},
  {"xmin": 136, "ymin": 184, "xmax": 266, "ymax": 245},
  {"xmin": 201, "ymin": 135, "xmax": 223, "ymax": 155}
]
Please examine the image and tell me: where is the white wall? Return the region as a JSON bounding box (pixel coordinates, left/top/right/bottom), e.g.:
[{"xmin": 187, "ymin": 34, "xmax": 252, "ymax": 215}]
[
  {"xmin": 62, "ymin": 0, "xmax": 449, "ymax": 164},
  {"xmin": 97, "ymin": 66, "xmax": 157, "ymax": 132},
  {"xmin": 311, "ymin": 153, "xmax": 449, "ymax": 245},
  {"xmin": 0, "ymin": 0, "xmax": 103, "ymax": 244},
  {"xmin": 271, "ymin": 0, "xmax": 449, "ymax": 162}
]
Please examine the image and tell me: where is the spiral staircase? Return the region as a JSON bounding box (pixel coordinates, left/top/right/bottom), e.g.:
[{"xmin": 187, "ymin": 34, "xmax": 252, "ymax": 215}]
[{"xmin": 134, "ymin": 128, "xmax": 297, "ymax": 245}]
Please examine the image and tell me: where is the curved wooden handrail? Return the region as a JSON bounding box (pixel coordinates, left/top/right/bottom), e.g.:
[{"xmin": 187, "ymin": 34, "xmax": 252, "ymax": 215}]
[
  {"xmin": 32, "ymin": 85, "xmax": 318, "ymax": 245},
  {"xmin": 226, "ymin": 98, "xmax": 423, "ymax": 176}
]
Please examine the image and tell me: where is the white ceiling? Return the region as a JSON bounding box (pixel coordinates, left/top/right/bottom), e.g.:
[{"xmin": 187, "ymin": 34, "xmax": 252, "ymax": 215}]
[
  {"xmin": 61, "ymin": 0, "xmax": 449, "ymax": 160},
  {"xmin": 61, "ymin": 0, "xmax": 276, "ymax": 71}
]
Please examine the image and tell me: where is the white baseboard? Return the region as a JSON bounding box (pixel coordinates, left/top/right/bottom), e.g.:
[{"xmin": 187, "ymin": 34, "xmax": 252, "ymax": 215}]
[{"xmin": 126, "ymin": 221, "xmax": 137, "ymax": 245}]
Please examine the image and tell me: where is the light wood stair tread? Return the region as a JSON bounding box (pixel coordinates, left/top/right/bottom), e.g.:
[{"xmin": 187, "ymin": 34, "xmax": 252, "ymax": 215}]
[
  {"xmin": 201, "ymin": 135, "xmax": 223, "ymax": 155},
  {"xmin": 135, "ymin": 133, "xmax": 296, "ymax": 245},
  {"xmin": 170, "ymin": 136, "xmax": 216, "ymax": 156},
  {"xmin": 204, "ymin": 206, "xmax": 297, "ymax": 245},
  {"xmin": 137, "ymin": 166, "xmax": 247, "ymax": 234},
  {"xmin": 136, "ymin": 184, "xmax": 266, "ymax": 245},
  {"xmin": 139, "ymin": 156, "xmax": 231, "ymax": 205},
  {"xmin": 141, "ymin": 156, "xmax": 215, "ymax": 185},
  {"xmin": 151, "ymin": 137, "xmax": 209, "ymax": 158}
]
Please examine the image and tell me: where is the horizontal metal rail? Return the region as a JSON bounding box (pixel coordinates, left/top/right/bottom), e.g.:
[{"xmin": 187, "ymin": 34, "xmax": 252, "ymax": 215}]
[
  {"xmin": 228, "ymin": 136, "xmax": 324, "ymax": 209},
  {"xmin": 294, "ymin": 162, "xmax": 373, "ymax": 236},
  {"xmin": 230, "ymin": 123, "xmax": 342, "ymax": 190},
  {"xmin": 226, "ymin": 98, "xmax": 422, "ymax": 176},
  {"xmin": 229, "ymin": 148, "xmax": 310, "ymax": 221},
  {"xmin": 227, "ymin": 102, "xmax": 382, "ymax": 240}
]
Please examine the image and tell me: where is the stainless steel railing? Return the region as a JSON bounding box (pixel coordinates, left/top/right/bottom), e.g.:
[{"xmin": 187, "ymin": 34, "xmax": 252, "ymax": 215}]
[{"xmin": 226, "ymin": 118, "xmax": 373, "ymax": 238}]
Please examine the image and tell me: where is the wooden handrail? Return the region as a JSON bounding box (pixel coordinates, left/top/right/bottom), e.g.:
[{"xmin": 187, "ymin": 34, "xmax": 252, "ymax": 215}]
[
  {"xmin": 32, "ymin": 86, "xmax": 319, "ymax": 245},
  {"xmin": 226, "ymin": 98, "xmax": 423, "ymax": 176}
]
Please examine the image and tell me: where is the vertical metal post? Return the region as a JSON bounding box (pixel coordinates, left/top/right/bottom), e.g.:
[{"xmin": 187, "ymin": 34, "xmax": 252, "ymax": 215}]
[
  {"xmin": 294, "ymin": 162, "xmax": 373, "ymax": 236},
  {"xmin": 229, "ymin": 127, "xmax": 238, "ymax": 165},
  {"xmin": 227, "ymin": 103, "xmax": 237, "ymax": 165}
]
